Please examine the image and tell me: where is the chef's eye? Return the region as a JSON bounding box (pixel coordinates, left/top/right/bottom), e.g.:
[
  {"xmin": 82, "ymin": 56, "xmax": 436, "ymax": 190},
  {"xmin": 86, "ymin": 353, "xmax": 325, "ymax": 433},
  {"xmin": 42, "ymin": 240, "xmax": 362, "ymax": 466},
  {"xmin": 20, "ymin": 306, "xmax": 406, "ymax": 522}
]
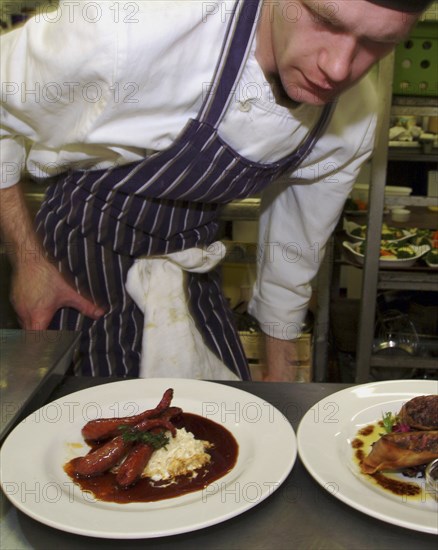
[{"xmin": 307, "ymin": 3, "xmax": 340, "ymax": 30}]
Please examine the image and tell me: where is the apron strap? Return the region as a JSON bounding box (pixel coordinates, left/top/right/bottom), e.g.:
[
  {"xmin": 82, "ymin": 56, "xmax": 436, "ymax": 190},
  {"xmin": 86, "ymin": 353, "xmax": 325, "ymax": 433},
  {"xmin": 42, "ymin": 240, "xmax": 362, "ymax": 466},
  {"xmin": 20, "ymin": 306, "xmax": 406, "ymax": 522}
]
[
  {"xmin": 198, "ymin": 0, "xmax": 262, "ymax": 128},
  {"xmin": 198, "ymin": 0, "xmax": 337, "ymax": 170},
  {"xmin": 282, "ymin": 100, "xmax": 338, "ymax": 170}
]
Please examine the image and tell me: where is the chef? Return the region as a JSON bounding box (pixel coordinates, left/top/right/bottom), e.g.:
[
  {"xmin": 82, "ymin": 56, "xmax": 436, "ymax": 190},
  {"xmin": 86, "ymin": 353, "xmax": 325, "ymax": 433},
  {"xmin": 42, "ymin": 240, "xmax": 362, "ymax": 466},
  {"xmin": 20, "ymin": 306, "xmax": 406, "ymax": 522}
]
[{"xmin": 0, "ymin": 0, "xmax": 431, "ymax": 381}]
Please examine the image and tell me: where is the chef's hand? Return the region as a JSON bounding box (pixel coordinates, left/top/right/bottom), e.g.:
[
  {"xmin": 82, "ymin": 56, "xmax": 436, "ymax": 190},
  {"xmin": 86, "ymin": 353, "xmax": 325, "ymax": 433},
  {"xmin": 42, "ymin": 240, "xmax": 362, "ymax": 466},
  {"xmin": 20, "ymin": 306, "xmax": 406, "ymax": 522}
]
[
  {"xmin": 263, "ymin": 335, "xmax": 300, "ymax": 382},
  {"xmin": 10, "ymin": 255, "xmax": 105, "ymax": 330},
  {"xmin": 1, "ymin": 184, "xmax": 105, "ymax": 330}
]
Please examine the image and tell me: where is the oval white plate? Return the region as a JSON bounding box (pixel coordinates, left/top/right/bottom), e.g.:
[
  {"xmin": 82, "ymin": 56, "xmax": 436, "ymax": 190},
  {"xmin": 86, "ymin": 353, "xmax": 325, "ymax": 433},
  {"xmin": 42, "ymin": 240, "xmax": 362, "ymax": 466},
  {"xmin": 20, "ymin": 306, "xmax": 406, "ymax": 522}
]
[
  {"xmin": 297, "ymin": 380, "xmax": 438, "ymax": 535},
  {"xmin": 0, "ymin": 379, "xmax": 296, "ymax": 539},
  {"xmin": 344, "ymin": 220, "xmax": 415, "ymax": 243},
  {"xmin": 342, "ymin": 241, "xmax": 430, "ymax": 268}
]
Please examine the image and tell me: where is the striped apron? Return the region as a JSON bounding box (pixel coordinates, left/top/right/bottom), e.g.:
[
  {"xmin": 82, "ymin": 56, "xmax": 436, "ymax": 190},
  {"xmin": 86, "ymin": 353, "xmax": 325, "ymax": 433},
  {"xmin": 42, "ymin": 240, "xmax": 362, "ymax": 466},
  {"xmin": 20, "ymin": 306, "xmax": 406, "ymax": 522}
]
[{"xmin": 35, "ymin": 0, "xmax": 335, "ymax": 379}]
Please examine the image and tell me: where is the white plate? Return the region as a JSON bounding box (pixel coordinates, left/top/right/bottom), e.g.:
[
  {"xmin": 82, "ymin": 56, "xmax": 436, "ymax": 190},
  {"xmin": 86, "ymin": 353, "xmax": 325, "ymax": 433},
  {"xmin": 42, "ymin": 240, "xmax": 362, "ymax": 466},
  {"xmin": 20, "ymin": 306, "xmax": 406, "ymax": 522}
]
[
  {"xmin": 297, "ymin": 380, "xmax": 438, "ymax": 535},
  {"xmin": 0, "ymin": 379, "xmax": 296, "ymax": 539},
  {"xmin": 344, "ymin": 220, "xmax": 415, "ymax": 243},
  {"xmin": 342, "ymin": 241, "xmax": 430, "ymax": 268}
]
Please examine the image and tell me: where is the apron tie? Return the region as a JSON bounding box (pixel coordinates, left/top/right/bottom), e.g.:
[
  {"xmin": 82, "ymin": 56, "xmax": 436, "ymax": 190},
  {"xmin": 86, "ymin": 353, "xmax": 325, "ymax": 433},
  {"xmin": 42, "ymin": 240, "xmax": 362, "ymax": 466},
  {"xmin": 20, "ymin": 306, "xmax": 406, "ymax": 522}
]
[{"xmin": 125, "ymin": 242, "xmax": 240, "ymax": 380}]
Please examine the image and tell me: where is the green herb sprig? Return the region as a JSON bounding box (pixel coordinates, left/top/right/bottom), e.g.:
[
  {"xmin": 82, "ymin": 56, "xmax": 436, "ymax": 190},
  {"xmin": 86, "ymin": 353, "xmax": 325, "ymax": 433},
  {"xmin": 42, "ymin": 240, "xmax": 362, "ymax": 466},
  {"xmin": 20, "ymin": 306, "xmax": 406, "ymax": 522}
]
[
  {"xmin": 118, "ymin": 426, "xmax": 170, "ymax": 450},
  {"xmin": 381, "ymin": 411, "xmax": 398, "ymax": 434}
]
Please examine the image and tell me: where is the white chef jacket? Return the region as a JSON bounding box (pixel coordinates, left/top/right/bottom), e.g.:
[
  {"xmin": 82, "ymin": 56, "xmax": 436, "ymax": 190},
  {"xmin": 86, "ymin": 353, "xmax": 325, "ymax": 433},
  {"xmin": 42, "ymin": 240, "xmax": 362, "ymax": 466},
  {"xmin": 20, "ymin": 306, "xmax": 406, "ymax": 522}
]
[{"xmin": 0, "ymin": 0, "xmax": 378, "ymax": 340}]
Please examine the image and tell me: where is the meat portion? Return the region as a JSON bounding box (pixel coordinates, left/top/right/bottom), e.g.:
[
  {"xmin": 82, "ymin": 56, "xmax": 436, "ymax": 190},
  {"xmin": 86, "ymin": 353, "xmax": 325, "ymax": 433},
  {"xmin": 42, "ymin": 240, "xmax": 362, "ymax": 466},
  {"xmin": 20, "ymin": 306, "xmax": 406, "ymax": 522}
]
[
  {"xmin": 399, "ymin": 395, "xmax": 438, "ymax": 431},
  {"xmin": 81, "ymin": 388, "xmax": 174, "ymax": 441},
  {"xmin": 69, "ymin": 435, "xmax": 131, "ymax": 477},
  {"xmin": 115, "ymin": 407, "xmax": 182, "ymax": 488},
  {"xmin": 68, "ymin": 391, "xmax": 182, "ymax": 483},
  {"xmin": 360, "ymin": 430, "xmax": 438, "ymax": 474},
  {"xmin": 116, "ymin": 443, "xmax": 155, "ymax": 488}
]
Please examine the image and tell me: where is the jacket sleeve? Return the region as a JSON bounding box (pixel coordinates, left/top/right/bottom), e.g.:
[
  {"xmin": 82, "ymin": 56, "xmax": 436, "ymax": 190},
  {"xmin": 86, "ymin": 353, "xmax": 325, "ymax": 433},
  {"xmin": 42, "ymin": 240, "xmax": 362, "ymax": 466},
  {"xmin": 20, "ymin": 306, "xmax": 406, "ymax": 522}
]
[
  {"xmin": 248, "ymin": 77, "xmax": 378, "ymax": 340},
  {"xmin": 0, "ymin": 1, "xmax": 121, "ymax": 187}
]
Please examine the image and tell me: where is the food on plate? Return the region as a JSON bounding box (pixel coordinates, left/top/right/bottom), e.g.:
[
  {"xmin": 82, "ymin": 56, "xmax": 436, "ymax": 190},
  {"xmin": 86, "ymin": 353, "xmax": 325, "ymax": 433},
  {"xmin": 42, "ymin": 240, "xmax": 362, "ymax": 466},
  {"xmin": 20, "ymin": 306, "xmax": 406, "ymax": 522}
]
[
  {"xmin": 412, "ymin": 229, "xmax": 437, "ymax": 248},
  {"xmin": 81, "ymin": 387, "xmax": 174, "ymax": 442},
  {"xmin": 399, "ymin": 395, "xmax": 438, "ymax": 431},
  {"xmin": 345, "ymin": 197, "xmax": 367, "ymax": 212},
  {"xmin": 358, "ymin": 395, "xmax": 438, "ymax": 476},
  {"xmin": 358, "ymin": 241, "xmax": 418, "ymax": 260},
  {"xmin": 139, "ymin": 427, "xmax": 213, "ymax": 481},
  {"xmin": 349, "ymin": 223, "xmax": 410, "ymax": 241},
  {"xmin": 360, "ymin": 431, "xmax": 438, "ymax": 475},
  {"xmin": 380, "ymin": 245, "xmax": 416, "ymax": 261},
  {"xmin": 381, "ymin": 224, "xmax": 411, "ymax": 241},
  {"xmin": 71, "ymin": 413, "xmax": 179, "ymax": 481},
  {"xmin": 65, "ymin": 389, "xmax": 238, "ymax": 503}
]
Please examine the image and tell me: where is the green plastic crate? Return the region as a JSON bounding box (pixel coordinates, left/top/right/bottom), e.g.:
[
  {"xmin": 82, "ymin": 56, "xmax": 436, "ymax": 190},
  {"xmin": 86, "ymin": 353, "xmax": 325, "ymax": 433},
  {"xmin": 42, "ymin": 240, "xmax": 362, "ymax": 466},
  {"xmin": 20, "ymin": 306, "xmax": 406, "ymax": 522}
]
[{"xmin": 393, "ymin": 21, "xmax": 437, "ymax": 97}]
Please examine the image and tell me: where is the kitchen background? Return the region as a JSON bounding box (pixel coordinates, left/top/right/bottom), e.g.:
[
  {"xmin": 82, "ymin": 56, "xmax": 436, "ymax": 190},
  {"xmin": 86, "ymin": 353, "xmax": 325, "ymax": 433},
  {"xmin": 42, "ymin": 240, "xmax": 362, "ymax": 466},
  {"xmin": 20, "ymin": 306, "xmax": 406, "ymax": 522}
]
[{"xmin": 0, "ymin": 0, "xmax": 437, "ymax": 382}]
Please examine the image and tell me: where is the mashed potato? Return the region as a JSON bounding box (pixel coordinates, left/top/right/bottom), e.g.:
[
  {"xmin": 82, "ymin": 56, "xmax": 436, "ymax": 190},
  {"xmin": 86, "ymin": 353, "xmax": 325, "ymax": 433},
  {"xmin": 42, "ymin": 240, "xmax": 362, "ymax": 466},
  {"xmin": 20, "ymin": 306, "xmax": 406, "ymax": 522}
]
[{"xmin": 143, "ymin": 428, "xmax": 212, "ymax": 481}]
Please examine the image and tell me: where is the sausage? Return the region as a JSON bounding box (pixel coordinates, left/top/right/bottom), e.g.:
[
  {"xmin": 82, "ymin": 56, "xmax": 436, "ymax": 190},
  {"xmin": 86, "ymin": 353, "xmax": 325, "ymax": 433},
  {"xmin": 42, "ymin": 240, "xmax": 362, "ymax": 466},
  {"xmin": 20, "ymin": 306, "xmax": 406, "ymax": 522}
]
[
  {"xmin": 116, "ymin": 408, "xmax": 182, "ymax": 488},
  {"xmin": 69, "ymin": 435, "xmax": 130, "ymax": 478},
  {"xmin": 81, "ymin": 388, "xmax": 174, "ymax": 441},
  {"xmin": 115, "ymin": 443, "xmax": 155, "ymax": 488}
]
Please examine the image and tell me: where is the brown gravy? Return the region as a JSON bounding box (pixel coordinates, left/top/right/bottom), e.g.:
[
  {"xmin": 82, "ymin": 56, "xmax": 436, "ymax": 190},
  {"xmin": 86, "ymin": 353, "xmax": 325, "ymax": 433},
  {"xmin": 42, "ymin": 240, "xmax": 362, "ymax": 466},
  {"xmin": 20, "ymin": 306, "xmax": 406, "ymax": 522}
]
[
  {"xmin": 372, "ymin": 472, "xmax": 420, "ymax": 497},
  {"xmin": 65, "ymin": 413, "xmax": 238, "ymax": 504}
]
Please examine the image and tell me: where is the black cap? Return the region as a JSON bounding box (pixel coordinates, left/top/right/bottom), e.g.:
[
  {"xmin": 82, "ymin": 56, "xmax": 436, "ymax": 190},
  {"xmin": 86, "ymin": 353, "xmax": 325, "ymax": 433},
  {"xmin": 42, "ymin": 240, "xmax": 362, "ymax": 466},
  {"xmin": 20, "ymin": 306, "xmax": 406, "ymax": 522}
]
[{"xmin": 366, "ymin": 0, "xmax": 433, "ymax": 13}]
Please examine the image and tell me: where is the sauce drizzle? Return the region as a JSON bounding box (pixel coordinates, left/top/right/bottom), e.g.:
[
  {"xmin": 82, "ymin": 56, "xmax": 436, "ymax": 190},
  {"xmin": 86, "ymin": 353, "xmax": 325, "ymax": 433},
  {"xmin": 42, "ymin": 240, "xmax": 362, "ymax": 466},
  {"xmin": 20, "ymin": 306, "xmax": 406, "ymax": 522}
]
[{"xmin": 352, "ymin": 422, "xmax": 421, "ymax": 498}]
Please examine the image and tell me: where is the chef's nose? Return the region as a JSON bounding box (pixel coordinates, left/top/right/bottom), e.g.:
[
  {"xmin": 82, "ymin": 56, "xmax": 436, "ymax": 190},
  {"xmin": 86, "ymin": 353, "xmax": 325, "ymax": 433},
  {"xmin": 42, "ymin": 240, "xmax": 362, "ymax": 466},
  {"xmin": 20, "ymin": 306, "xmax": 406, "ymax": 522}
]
[{"xmin": 318, "ymin": 35, "xmax": 357, "ymax": 83}]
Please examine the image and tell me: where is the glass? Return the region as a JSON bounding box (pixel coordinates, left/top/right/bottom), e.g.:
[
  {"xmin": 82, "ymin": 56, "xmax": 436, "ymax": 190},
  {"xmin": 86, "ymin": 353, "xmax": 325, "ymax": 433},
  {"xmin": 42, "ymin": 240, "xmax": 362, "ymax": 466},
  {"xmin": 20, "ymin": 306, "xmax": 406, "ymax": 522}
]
[
  {"xmin": 425, "ymin": 459, "xmax": 438, "ymax": 502},
  {"xmin": 372, "ymin": 309, "xmax": 419, "ymax": 380}
]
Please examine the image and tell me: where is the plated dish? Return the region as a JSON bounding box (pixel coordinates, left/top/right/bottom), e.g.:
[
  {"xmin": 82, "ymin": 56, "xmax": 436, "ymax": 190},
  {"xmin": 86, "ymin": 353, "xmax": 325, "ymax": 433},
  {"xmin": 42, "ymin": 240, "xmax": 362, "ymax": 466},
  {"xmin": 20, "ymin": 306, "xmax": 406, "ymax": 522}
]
[
  {"xmin": 411, "ymin": 229, "xmax": 438, "ymax": 248},
  {"xmin": 342, "ymin": 241, "xmax": 430, "ymax": 268},
  {"xmin": 344, "ymin": 221, "xmax": 416, "ymax": 243},
  {"xmin": 0, "ymin": 379, "xmax": 296, "ymax": 539},
  {"xmin": 297, "ymin": 380, "xmax": 438, "ymax": 534},
  {"xmin": 344, "ymin": 197, "xmax": 368, "ymax": 214},
  {"xmin": 64, "ymin": 387, "xmax": 239, "ymax": 502}
]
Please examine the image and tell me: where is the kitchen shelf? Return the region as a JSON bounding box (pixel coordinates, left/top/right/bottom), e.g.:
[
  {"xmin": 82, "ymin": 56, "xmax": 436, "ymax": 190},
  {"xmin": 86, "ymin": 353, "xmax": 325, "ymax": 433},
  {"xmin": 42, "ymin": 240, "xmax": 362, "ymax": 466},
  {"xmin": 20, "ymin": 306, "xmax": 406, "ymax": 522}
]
[
  {"xmin": 355, "ymin": 220, "xmax": 438, "ymax": 381},
  {"xmin": 377, "ymin": 269, "xmax": 438, "ymax": 291},
  {"xmin": 388, "ymin": 145, "xmax": 438, "ymax": 162},
  {"xmin": 391, "ymin": 95, "xmax": 438, "ymax": 117},
  {"xmin": 338, "ymin": 250, "xmax": 438, "ymax": 291},
  {"xmin": 354, "ymin": 54, "xmax": 438, "ymax": 383},
  {"xmin": 220, "ymin": 199, "xmax": 260, "ymax": 221},
  {"xmin": 369, "ymin": 355, "xmax": 438, "ymax": 370}
]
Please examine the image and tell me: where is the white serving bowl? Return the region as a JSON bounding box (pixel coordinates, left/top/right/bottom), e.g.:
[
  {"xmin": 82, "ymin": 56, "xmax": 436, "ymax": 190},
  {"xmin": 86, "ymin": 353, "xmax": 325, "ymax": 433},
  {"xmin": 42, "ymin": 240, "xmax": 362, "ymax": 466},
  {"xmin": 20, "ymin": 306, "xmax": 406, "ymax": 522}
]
[{"xmin": 342, "ymin": 241, "xmax": 430, "ymax": 268}]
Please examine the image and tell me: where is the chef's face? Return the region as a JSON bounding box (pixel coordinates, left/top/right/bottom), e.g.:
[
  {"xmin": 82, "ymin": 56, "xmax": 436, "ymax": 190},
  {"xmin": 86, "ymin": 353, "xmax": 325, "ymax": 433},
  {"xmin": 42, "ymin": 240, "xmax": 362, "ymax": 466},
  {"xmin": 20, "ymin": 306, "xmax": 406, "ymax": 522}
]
[{"xmin": 257, "ymin": 0, "xmax": 419, "ymax": 104}]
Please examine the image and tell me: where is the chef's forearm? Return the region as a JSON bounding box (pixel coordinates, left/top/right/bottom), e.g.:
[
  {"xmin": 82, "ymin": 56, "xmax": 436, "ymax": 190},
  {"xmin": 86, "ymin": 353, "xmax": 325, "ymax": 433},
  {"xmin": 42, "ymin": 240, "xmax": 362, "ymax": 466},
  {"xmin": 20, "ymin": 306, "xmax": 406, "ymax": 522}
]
[
  {"xmin": 263, "ymin": 335, "xmax": 300, "ymax": 382},
  {"xmin": 0, "ymin": 183, "xmax": 44, "ymax": 267}
]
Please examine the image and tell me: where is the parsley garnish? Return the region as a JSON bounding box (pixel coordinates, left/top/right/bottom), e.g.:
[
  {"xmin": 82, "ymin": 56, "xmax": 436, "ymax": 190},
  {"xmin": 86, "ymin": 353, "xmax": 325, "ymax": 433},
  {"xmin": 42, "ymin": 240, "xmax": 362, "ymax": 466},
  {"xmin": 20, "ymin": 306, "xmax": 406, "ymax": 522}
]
[
  {"xmin": 381, "ymin": 412, "xmax": 398, "ymax": 434},
  {"xmin": 118, "ymin": 426, "xmax": 169, "ymax": 450}
]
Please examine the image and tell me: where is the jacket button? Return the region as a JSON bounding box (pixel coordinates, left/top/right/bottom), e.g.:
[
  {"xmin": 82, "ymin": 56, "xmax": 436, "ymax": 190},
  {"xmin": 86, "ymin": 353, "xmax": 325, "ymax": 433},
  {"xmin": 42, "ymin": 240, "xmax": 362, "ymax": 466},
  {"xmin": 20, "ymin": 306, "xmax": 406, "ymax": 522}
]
[{"xmin": 238, "ymin": 100, "xmax": 252, "ymax": 112}]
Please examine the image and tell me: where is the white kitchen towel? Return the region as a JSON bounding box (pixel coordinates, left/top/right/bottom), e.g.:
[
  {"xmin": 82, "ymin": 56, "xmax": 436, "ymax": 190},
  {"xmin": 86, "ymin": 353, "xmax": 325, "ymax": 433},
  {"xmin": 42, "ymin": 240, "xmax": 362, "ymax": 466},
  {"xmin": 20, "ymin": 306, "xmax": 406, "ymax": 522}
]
[{"xmin": 125, "ymin": 243, "xmax": 240, "ymax": 380}]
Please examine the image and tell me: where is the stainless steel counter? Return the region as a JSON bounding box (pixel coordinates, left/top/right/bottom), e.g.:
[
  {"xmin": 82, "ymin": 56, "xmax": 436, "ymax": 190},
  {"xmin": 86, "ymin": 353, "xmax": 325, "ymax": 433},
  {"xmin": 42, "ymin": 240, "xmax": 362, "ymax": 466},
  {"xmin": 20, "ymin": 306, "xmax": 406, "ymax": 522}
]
[
  {"xmin": 0, "ymin": 329, "xmax": 78, "ymax": 442},
  {"xmin": 1, "ymin": 379, "xmax": 436, "ymax": 549}
]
